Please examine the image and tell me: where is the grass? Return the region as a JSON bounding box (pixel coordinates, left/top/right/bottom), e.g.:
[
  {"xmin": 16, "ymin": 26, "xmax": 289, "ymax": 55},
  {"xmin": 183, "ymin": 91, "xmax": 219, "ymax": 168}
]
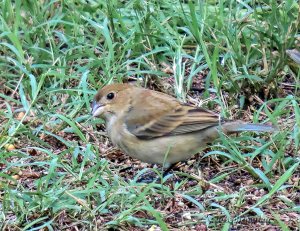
[{"xmin": 0, "ymin": 0, "xmax": 299, "ymax": 230}]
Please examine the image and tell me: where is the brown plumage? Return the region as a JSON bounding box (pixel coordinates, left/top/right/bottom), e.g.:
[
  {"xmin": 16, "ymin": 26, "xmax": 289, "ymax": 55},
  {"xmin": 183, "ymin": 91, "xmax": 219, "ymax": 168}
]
[{"xmin": 92, "ymin": 83, "xmax": 276, "ymax": 166}]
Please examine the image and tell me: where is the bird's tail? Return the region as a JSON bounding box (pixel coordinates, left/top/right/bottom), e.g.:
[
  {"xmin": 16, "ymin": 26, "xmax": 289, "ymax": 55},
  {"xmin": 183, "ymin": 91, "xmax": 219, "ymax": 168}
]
[{"xmin": 223, "ymin": 121, "xmax": 277, "ymax": 133}]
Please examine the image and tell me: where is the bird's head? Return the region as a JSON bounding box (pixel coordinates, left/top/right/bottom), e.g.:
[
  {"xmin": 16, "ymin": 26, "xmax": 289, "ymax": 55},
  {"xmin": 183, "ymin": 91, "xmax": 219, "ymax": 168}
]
[{"xmin": 91, "ymin": 83, "xmax": 133, "ymax": 119}]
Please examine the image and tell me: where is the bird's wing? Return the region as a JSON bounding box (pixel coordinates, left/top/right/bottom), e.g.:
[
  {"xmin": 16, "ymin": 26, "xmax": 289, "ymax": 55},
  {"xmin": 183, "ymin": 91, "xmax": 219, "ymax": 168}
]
[{"xmin": 124, "ymin": 89, "xmax": 222, "ymax": 139}]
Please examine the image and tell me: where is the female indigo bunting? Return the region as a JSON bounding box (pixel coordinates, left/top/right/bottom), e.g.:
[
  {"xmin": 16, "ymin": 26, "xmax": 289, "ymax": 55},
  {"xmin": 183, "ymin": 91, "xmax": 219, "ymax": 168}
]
[{"xmin": 92, "ymin": 83, "xmax": 275, "ymax": 167}]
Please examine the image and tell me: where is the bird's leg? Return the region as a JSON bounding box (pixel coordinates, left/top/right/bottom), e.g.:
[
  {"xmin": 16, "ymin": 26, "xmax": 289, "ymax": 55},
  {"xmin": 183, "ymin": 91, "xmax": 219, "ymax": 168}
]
[
  {"xmin": 137, "ymin": 163, "xmax": 179, "ymax": 183},
  {"xmin": 162, "ymin": 162, "xmax": 180, "ymax": 177},
  {"xmin": 136, "ymin": 162, "xmax": 183, "ymax": 183}
]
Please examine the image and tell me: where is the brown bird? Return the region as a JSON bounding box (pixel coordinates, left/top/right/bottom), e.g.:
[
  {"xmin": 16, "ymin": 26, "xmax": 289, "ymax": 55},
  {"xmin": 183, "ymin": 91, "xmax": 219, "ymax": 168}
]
[{"xmin": 92, "ymin": 83, "xmax": 275, "ymax": 168}]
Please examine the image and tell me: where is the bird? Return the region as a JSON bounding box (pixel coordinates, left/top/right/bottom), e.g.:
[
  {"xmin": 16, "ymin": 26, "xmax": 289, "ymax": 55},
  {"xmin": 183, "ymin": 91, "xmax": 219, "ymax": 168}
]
[{"xmin": 91, "ymin": 83, "xmax": 276, "ymax": 168}]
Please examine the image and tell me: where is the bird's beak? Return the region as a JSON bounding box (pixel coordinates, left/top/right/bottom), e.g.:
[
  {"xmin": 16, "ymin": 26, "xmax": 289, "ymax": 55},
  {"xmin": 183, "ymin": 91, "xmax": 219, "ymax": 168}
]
[{"xmin": 91, "ymin": 100, "xmax": 104, "ymax": 117}]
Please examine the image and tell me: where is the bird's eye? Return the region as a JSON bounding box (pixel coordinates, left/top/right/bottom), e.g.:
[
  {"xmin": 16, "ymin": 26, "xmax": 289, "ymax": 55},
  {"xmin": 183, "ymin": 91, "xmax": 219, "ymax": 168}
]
[{"xmin": 106, "ymin": 92, "xmax": 115, "ymax": 100}]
